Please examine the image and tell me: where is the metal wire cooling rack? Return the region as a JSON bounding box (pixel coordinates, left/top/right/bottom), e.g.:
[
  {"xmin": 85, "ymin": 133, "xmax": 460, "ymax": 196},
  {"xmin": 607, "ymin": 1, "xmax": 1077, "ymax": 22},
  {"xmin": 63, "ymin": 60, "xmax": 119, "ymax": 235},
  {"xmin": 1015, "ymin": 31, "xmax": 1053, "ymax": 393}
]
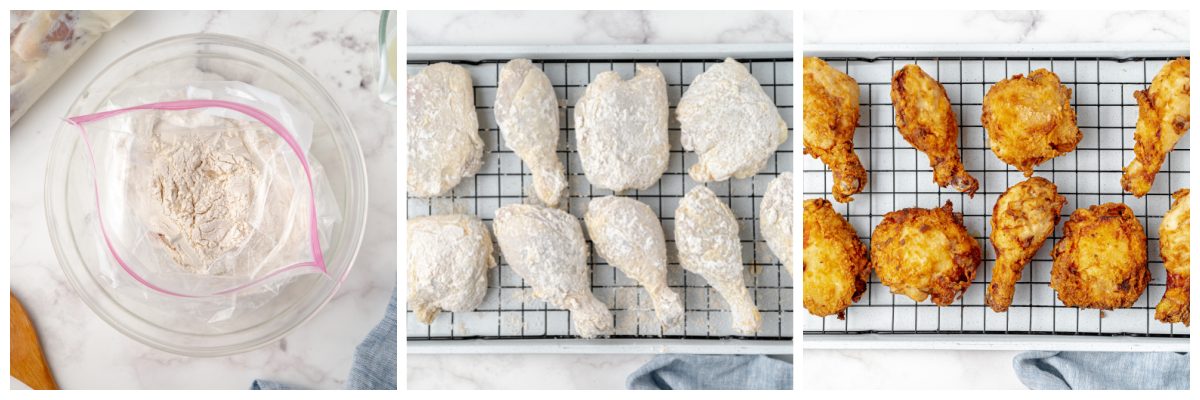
[
  {"xmin": 407, "ymin": 57, "xmax": 794, "ymax": 343},
  {"xmin": 802, "ymin": 56, "xmax": 1190, "ymax": 341}
]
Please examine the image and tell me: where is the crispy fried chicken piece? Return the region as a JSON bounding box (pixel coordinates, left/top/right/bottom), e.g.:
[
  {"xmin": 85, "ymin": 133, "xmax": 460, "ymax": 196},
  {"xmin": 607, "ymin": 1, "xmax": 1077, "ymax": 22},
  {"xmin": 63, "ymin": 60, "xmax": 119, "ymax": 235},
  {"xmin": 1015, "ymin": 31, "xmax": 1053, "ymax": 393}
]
[
  {"xmin": 803, "ymin": 57, "xmax": 867, "ymax": 203},
  {"xmin": 891, "ymin": 64, "xmax": 979, "ymax": 196},
  {"xmin": 872, "ymin": 200, "xmax": 982, "ymax": 306},
  {"xmin": 986, "ymin": 177, "xmax": 1066, "ymax": 312},
  {"xmin": 981, "ymin": 69, "xmax": 1082, "ymax": 176},
  {"xmin": 803, "ymin": 198, "xmax": 870, "ymax": 318},
  {"xmin": 1122, "ymin": 58, "xmax": 1191, "ymax": 197},
  {"xmin": 1156, "ymin": 188, "xmax": 1190, "ymax": 325},
  {"xmin": 1051, "ymin": 203, "xmax": 1149, "ymax": 309}
]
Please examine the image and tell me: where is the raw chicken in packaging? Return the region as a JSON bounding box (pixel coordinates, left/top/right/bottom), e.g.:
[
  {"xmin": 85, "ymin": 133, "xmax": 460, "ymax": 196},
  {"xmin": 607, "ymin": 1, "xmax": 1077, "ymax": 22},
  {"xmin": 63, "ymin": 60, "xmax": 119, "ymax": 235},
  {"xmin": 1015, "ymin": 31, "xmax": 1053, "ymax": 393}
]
[{"xmin": 10, "ymin": 10, "xmax": 132, "ymax": 125}]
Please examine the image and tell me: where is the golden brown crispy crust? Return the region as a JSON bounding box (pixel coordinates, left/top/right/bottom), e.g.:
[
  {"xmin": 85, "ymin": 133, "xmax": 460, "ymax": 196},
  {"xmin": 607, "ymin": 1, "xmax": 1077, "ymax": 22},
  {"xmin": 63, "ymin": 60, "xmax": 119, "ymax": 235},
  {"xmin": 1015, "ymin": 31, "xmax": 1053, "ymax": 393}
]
[
  {"xmin": 891, "ymin": 64, "xmax": 978, "ymax": 197},
  {"xmin": 803, "ymin": 57, "xmax": 867, "ymax": 203},
  {"xmin": 803, "ymin": 198, "xmax": 870, "ymax": 318},
  {"xmin": 871, "ymin": 200, "xmax": 982, "ymax": 306},
  {"xmin": 986, "ymin": 177, "xmax": 1065, "ymax": 312},
  {"xmin": 1051, "ymin": 203, "xmax": 1149, "ymax": 309},
  {"xmin": 981, "ymin": 69, "xmax": 1082, "ymax": 177},
  {"xmin": 1156, "ymin": 188, "xmax": 1190, "ymax": 325},
  {"xmin": 1122, "ymin": 58, "xmax": 1191, "ymax": 197}
]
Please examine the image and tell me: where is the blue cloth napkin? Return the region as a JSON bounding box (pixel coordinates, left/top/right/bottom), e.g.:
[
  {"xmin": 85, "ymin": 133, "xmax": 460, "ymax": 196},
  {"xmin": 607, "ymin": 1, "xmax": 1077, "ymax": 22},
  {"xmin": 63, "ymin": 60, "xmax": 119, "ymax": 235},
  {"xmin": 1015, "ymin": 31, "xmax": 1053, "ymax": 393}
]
[
  {"xmin": 627, "ymin": 354, "xmax": 792, "ymax": 390},
  {"xmin": 252, "ymin": 289, "xmax": 397, "ymax": 390},
  {"xmin": 1014, "ymin": 351, "xmax": 1189, "ymax": 390}
]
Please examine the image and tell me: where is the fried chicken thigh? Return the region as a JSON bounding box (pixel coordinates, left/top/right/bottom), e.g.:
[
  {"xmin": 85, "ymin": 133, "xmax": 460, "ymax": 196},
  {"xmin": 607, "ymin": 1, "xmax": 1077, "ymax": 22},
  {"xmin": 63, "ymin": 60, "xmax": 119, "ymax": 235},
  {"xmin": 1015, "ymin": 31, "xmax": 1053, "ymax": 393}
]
[
  {"xmin": 891, "ymin": 64, "xmax": 979, "ymax": 196},
  {"xmin": 803, "ymin": 57, "xmax": 867, "ymax": 202},
  {"xmin": 1122, "ymin": 57, "xmax": 1191, "ymax": 197},
  {"xmin": 982, "ymin": 69, "xmax": 1082, "ymax": 176},
  {"xmin": 1051, "ymin": 203, "xmax": 1149, "ymax": 310},
  {"xmin": 872, "ymin": 201, "xmax": 982, "ymax": 306},
  {"xmin": 803, "ymin": 198, "xmax": 870, "ymax": 318},
  {"xmin": 1156, "ymin": 188, "xmax": 1190, "ymax": 325},
  {"xmin": 986, "ymin": 177, "xmax": 1066, "ymax": 312}
]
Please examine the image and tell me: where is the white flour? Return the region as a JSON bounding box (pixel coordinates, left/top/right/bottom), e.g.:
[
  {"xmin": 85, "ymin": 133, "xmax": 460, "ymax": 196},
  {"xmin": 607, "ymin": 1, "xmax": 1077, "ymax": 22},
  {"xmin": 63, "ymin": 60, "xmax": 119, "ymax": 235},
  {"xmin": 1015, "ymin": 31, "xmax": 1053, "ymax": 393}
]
[{"xmin": 126, "ymin": 110, "xmax": 294, "ymax": 277}]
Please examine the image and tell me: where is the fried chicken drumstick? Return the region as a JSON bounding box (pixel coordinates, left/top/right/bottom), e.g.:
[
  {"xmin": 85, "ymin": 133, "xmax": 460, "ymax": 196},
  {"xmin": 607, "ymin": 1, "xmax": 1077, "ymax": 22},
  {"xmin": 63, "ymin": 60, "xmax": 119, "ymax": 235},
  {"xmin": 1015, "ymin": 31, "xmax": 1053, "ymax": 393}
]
[
  {"xmin": 986, "ymin": 177, "xmax": 1066, "ymax": 312},
  {"xmin": 891, "ymin": 64, "xmax": 979, "ymax": 196},
  {"xmin": 803, "ymin": 57, "xmax": 867, "ymax": 203},
  {"xmin": 1156, "ymin": 188, "xmax": 1190, "ymax": 326},
  {"xmin": 1122, "ymin": 57, "xmax": 1191, "ymax": 197}
]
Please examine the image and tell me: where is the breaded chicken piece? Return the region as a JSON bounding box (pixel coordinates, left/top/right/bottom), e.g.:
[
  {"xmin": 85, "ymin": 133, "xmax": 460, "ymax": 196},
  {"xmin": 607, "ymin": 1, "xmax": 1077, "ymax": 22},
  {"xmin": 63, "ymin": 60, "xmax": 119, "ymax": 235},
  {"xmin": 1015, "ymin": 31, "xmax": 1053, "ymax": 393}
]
[
  {"xmin": 803, "ymin": 57, "xmax": 867, "ymax": 203},
  {"xmin": 891, "ymin": 64, "xmax": 979, "ymax": 196},
  {"xmin": 1051, "ymin": 203, "xmax": 1149, "ymax": 309},
  {"xmin": 986, "ymin": 177, "xmax": 1066, "ymax": 312},
  {"xmin": 803, "ymin": 198, "xmax": 870, "ymax": 318},
  {"xmin": 1156, "ymin": 188, "xmax": 1190, "ymax": 325},
  {"xmin": 982, "ymin": 69, "xmax": 1082, "ymax": 176},
  {"xmin": 1122, "ymin": 58, "xmax": 1191, "ymax": 197},
  {"xmin": 872, "ymin": 201, "xmax": 982, "ymax": 306}
]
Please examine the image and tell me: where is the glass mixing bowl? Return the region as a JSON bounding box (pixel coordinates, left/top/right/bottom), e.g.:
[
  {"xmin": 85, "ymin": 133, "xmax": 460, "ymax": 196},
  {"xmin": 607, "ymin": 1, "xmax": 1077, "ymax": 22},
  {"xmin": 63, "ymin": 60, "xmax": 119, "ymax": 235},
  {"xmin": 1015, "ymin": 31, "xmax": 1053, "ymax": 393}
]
[{"xmin": 45, "ymin": 34, "xmax": 368, "ymax": 356}]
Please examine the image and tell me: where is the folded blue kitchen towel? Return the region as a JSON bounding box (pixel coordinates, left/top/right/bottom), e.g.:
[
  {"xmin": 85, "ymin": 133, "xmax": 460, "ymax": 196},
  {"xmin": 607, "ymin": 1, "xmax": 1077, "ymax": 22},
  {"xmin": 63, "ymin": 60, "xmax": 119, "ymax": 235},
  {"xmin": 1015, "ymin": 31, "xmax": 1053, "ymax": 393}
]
[
  {"xmin": 345, "ymin": 289, "xmax": 397, "ymax": 389},
  {"xmin": 627, "ymin": 354, "xmax": 792, "ymax": 390},
  {"xmin": 1013, "ymin": 351, "xmax": 1189, "ymax": 390},
  {"xmin": 252, "ymin": 289, "xmax": 397, "ymax": 390}
]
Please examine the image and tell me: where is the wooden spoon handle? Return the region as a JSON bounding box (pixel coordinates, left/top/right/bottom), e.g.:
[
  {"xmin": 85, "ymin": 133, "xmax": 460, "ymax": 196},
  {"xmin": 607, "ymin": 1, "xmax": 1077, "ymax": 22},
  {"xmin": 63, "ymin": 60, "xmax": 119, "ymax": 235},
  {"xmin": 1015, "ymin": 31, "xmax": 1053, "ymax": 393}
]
[{"xmin": 10, "ymin": 292, "xmax": 58, "ymax": 390}]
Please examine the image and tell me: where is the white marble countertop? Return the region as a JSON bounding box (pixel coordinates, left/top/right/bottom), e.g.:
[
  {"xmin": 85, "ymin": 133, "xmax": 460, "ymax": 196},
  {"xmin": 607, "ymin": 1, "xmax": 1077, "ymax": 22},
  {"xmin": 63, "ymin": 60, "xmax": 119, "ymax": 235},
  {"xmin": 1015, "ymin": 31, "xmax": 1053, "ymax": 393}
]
[
  {"xmin": 805, "ymin": 350, "xmax": 1024, "ymax": 389},
  {"xmin": 404, "ymin": 10, "xmax": 792, "ymax": 390},
  {"xmin": 802, "ymin": 10, "xmax": 1188, "ymax": 391},
  {"xmin": 408, "ymin": 10, "xmax": 792, "ymax": 46},
  {"xmin": 9, "ymin": 10, "xmax": 396, "ymax": 389},
  {"xmin": 804, "ymin": 10, "xmax": 1188, "ymax": 44}
]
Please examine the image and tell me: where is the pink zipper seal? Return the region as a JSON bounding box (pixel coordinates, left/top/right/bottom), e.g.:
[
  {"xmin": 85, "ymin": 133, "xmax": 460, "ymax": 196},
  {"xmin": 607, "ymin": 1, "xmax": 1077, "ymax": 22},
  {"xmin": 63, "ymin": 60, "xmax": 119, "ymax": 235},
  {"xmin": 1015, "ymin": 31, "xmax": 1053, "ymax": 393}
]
[{"xmin": 67, "ymin": 99, "xmax": 327, "ymax": 298}]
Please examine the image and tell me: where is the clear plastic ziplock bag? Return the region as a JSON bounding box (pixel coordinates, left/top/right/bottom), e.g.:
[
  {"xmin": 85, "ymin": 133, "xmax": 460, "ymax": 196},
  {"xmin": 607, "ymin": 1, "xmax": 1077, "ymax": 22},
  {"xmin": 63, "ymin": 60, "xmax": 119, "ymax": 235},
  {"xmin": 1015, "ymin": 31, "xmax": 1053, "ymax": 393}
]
[{"xmin": 66, "ymin": 82, "xmax": 332, "ymax": 298}]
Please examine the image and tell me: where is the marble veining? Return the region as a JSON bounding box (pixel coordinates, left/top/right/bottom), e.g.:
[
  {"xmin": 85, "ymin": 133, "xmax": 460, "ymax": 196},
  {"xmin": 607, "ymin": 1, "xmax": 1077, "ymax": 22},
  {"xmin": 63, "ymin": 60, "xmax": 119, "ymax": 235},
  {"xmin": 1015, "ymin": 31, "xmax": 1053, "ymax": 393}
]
[
  {"xmin": 407, "ymin": 354, "xmax": 654, "ymax": 389},
  {"xmin": 805, "ymin": 350, "xmax": 1025, "ymax": 389},
  {"xmin": 805, "ymin": 10, "xmax": 1188, "ymax": 44},
  {"xmin": 407, "ymin": 10, "xmax": 792, "ymax": 46},
  {"xmin": 9, "ymin": 10, "xmax": 395, "ymax": 389}
]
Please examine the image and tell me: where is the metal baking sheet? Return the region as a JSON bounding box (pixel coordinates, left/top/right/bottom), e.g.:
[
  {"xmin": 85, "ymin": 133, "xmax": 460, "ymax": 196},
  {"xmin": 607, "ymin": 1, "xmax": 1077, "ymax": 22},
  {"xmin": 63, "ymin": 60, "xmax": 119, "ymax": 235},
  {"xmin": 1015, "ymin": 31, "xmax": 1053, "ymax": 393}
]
[
  {"xmin": 802, "ymin": 44, "xmax": 1190, "ymax": 351},
  {"xmin": 405, "ymin": 44, "xmax": 794, "ymax": 354}
]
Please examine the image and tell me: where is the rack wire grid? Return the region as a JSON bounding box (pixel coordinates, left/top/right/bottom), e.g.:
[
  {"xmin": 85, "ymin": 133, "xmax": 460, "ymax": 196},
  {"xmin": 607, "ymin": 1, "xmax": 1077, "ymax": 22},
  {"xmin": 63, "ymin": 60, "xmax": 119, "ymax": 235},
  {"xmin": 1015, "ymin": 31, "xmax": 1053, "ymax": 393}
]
[
  {"xmin": 803, "ymin": 56, "xmax": 1190, "ymax": 339},
  {"xmin": 407, "ymin": 57, "xmax": 795, "ymax": 341}
]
